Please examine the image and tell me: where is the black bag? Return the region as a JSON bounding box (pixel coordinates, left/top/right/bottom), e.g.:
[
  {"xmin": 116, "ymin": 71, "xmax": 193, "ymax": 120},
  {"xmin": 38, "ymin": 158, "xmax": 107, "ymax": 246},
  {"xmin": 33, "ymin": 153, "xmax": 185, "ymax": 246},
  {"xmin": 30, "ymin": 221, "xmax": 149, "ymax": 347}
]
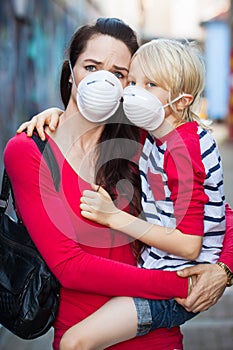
[{"xmin": 0, "ymin": 134, "xmax": 60, "ymax": 339}]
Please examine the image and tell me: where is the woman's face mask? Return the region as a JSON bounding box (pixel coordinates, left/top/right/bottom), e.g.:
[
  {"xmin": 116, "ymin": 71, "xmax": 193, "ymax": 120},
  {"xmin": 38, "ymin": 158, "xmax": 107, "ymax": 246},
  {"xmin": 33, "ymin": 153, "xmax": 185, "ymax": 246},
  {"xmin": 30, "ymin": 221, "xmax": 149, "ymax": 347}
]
[
  {"xmin": 69, "ymin": 61, "xmax": 123, "ymax": 123},
  {"xmin": 123, "ymin": 85, "xmax": 187, "ymax": 132}
]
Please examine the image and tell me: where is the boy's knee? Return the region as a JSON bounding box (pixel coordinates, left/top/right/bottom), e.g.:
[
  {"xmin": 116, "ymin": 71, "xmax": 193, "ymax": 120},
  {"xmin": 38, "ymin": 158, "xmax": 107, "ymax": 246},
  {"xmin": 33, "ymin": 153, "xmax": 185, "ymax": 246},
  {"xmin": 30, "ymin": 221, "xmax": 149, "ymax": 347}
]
[{"xmin": 59, "ymin": 333, "xmax": 86, "ymax": 350}]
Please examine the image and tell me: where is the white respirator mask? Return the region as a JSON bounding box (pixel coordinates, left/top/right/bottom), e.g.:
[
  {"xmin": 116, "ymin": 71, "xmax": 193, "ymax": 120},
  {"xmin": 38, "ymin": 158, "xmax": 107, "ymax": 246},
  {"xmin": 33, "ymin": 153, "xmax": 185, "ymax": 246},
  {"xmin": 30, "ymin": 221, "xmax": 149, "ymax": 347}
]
[
  {"xmin": 123, "ymin": 85, "xmax": 187, "ymax": 132},
  {"xmin": 69, "ymin": 61, "xmax": 123, "ymax": 123}
]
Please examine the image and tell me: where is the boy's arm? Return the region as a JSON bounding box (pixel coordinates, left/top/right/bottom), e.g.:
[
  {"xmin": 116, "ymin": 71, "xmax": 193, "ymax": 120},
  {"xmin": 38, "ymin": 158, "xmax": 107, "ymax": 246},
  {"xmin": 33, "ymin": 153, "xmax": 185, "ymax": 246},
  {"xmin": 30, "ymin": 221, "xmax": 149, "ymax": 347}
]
[
  {"xmin": 81, "ymin": 184, "xmax": 202, "ymax": 260},
  {"xmin": 17, "ymin": 107, "xmax": 63, "ymax": 140}
]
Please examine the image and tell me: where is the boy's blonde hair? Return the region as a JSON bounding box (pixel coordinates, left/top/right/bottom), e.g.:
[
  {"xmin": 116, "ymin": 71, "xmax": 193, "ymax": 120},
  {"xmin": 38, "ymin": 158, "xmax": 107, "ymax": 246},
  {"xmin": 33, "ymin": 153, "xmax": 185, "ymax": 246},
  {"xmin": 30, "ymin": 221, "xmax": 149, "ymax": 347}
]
[{"xmin": 133, "ymin": 38, "xmax": 206, "ymax": 125}]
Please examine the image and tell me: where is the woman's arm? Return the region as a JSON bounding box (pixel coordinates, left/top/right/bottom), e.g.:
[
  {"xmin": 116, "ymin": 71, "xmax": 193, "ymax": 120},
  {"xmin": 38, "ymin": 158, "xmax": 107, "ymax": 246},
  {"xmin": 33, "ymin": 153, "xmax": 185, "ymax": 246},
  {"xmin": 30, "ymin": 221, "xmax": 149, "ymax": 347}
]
[
  {"xmin": 80, "ymin": 184, "xmax": 202, "ymax": 260},
  {"xmin": 4, "ymin": 133, "xmax": 188, "ymax": 300},
  {"xmin": 176, "ymin": 264, "xmax": 227, "ymax": 312},
  {"xmin": 218, "ymin": 203, "xmax": 233, "ymax": 271},
  {"xmin": 17, "ymin": 107, "xmax": 63, "ymax": 140}
]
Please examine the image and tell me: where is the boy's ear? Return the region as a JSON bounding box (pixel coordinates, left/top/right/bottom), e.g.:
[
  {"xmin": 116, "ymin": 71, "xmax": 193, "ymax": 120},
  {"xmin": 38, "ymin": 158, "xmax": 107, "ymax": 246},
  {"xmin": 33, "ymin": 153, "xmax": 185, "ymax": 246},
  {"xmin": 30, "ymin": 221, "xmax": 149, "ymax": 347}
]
[{"xmin": 177, "ymin": 94, "xmax": 193, "ymax": 110}]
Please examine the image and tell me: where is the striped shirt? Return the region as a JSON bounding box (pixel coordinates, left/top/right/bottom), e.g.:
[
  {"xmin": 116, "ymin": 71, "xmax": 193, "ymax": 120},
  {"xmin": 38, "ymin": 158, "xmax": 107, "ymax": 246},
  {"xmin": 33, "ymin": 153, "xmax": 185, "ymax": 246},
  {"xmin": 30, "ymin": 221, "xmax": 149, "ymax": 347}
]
[{"xmin": 140, "ymin": 122, "xmax": 225, "ymax": 271}]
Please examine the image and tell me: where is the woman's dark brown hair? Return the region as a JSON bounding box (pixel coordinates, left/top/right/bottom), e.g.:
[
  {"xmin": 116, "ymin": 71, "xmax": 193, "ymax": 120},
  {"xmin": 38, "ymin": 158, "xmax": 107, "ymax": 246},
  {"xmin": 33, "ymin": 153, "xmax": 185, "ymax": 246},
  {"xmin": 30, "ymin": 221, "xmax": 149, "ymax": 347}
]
[{"xmin": 60, "ymin": 18, "xmax": 143, "ymax": 257}]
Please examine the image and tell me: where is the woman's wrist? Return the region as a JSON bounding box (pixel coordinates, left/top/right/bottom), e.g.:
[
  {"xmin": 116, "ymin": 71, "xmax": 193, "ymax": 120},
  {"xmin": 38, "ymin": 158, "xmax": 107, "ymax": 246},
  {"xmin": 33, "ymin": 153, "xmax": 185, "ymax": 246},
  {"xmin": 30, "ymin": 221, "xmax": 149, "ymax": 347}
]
[{"xmin": 216, "ymin": 262, "xmax": 233, "ymax": 287}]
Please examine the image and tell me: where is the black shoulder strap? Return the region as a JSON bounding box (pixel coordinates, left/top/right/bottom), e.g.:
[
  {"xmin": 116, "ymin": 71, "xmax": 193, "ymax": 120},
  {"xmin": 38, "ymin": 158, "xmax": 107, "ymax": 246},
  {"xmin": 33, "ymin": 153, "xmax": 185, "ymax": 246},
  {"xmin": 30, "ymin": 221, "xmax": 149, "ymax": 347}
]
[
  {"xmin": 31, "ymin": 133, "xmax": 60, "ymax": 192},
  {"xmin": 0, "ymin": 133, "xmax": 60, "ymax": 212},
  {"xmin": 0, "ymin": 170, "xmax": 10, "ymax": 213}
]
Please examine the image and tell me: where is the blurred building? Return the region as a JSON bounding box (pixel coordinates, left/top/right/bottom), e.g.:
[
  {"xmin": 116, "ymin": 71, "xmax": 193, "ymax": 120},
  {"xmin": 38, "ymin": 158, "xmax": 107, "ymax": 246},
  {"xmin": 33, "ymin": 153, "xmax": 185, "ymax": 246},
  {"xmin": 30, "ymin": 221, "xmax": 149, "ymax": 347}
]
[
  {"xmin": 0, "ymin": 0, "xmax": 231, "ymax": 158},
  {"xmin": 201, "ymin": 11, "xmax": 230, "ymax": 121},
  {"xmin": 93, "ymin": 0, "xmax": 230, "ymax": 41},
  {"xmin": 0, "ymin": 0, "xmax": 103, "ymax": 170}
]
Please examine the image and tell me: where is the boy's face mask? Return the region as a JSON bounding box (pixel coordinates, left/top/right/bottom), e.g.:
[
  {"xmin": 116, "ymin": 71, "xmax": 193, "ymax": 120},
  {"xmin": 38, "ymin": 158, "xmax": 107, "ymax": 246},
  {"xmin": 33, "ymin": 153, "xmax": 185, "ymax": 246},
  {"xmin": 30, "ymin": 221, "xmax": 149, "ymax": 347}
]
[
  {"xmin": 123, "ymin": 85, "xmax": 187, "ymax": 132},
  {"xmin": 69, "ymin": 61, "xmax": 123, "ymax": 123}
]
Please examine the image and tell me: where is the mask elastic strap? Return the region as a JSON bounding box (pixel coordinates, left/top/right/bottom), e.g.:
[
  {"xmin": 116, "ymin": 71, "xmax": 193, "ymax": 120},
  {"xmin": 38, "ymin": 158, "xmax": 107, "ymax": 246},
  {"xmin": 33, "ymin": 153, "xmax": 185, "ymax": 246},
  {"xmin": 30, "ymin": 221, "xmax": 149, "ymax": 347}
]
[
  {"xmin": 68, "ymin": 60, "xmax": 77, "ymax": 88},
  {"xmin": 163, "ymin": 93, "xmax": 188, "ymax": 108}
]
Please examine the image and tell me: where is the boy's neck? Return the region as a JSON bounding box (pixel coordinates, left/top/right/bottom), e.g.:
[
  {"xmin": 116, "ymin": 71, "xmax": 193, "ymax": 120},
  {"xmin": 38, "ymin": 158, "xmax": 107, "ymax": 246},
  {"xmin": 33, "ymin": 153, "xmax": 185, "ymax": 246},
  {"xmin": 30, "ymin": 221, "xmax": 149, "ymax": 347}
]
[{"xmin": 151, "ymin": 115, "xmax": 177, "ymax": 139}]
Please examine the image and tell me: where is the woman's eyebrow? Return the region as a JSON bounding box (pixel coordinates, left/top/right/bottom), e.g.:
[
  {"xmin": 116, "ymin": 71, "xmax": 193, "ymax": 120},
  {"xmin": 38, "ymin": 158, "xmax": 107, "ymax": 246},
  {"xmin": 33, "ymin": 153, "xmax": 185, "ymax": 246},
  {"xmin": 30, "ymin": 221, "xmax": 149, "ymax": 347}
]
[
  {"xmin": 83, "ymin": 59, "xmax": 129, "ymax": 73},
  {"xmin": 83, "ymin": 59, "xmax": 102, "ymax": 64},
  {"xmin": 113, "ymin": 65, "xmax": 129, "ymax": 73}
]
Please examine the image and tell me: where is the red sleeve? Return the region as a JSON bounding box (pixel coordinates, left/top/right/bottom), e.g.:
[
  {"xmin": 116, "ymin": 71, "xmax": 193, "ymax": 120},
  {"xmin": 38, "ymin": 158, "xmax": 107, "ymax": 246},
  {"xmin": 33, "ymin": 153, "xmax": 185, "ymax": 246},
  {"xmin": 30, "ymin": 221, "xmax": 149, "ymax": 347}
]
[
  {"xmin": 164, "ymin": 129, "xmax": 208, "ymax": 235},
  {"xmin": 4, "ymin": 133, "xmax": 188, "ymax": 299},
  {"xmin": 218, "ymin": 203, "xmax": 233, "ymax": 271}
]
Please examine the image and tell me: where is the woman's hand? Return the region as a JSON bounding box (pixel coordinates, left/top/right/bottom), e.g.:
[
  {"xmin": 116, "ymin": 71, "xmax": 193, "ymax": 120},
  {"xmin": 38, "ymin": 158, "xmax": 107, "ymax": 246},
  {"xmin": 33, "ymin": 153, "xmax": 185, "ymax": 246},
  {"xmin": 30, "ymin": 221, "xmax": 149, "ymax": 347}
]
[
  {"xmin": 80, "ymin": 184, "xmax": 120, "ymax": 226},
  {"xmin": 17, "ymin": 107, "xmax": 63, "ymax": 141},
  {"xmin": 175, "ymin": 264, "xmax": 227, "ymax": 313}
]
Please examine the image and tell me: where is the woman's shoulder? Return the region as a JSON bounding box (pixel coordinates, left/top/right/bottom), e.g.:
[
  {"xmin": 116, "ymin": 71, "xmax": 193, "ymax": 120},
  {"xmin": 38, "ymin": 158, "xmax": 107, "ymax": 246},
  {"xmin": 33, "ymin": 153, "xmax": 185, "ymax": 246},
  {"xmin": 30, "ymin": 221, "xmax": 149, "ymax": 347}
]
[
  {"xmin": 5, "ymin": 131, "xmax": 36, "ymax": 147},
  {"xmin": 4, "ymin": 132, "xmax": 42, "ymax": 165}
]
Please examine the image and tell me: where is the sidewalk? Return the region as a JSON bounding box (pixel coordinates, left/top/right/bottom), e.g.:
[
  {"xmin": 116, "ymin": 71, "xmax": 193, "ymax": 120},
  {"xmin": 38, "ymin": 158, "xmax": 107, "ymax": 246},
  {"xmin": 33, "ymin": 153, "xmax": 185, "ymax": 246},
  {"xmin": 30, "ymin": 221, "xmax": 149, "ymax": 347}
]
[
  {"xmin": 0, "ymin": 327, "xmax": 53, "ymax": 350},
  {"xmin": 182, "ymin": 287, "xmax": 233, "ymax": 350}
]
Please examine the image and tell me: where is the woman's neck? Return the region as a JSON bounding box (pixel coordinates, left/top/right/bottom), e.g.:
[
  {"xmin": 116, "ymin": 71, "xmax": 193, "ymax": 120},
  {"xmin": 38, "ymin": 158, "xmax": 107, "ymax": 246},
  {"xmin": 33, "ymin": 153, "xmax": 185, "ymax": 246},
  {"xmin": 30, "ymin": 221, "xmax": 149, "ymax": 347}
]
[
  {"xmin": 46, "ymin": 104, "xmax": 104, "ymax": 182},
  {"xmin": 50, "ymin": 103, "xmax": 103, "ymax": 146}
]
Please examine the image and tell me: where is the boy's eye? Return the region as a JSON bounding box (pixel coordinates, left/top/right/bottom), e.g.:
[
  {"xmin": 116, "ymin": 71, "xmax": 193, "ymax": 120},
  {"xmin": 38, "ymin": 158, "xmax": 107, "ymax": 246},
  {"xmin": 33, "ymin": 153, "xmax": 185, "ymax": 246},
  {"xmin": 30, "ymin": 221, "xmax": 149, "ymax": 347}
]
[
  {"xmin": 128, "ymin": 81, "xmax": 136, "ymax": 86},
  {"xmin": 147, "ymin": 82, "xmax": 156, "ymax": 87},
  {"xmin": 114, "ymin": 72, "xmax": 124, "ymax": 79},
  {"xmin": 85, "ymin": 65, "xmax": 96, "ymax": 72}
]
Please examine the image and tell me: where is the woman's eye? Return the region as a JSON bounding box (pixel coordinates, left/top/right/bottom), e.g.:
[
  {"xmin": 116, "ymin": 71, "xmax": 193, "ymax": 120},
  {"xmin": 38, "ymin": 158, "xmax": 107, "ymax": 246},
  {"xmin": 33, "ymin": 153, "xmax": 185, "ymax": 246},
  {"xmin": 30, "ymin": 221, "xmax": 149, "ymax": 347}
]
[
  {"xmin": 128, "ymin": 81, "xmax": 136, "ymax": 86},
  {"xmin": 85, "ymin": 65, "xmax": 96, "ymax": 72},
  {"xmin": 114, "ymin": 72, "xmax": 124, "ymax": 79}
]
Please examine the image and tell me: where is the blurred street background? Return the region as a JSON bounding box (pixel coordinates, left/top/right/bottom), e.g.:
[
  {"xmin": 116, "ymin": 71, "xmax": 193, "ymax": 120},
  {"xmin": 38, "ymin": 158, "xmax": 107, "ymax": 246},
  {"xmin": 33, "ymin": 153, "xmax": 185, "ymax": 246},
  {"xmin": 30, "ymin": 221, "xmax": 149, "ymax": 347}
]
[{"xmin": 0, "ymin": 0, "xmax": 233, "ymax": 349}]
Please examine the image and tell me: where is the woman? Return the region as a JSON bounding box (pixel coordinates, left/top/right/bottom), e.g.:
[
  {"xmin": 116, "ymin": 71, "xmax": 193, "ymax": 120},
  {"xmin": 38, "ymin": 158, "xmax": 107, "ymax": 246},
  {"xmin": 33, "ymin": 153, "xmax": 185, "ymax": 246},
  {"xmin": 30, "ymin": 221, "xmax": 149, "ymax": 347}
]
[{"xmin": 4, "ymin": 18, "xmax": 189, "ymax": 350}]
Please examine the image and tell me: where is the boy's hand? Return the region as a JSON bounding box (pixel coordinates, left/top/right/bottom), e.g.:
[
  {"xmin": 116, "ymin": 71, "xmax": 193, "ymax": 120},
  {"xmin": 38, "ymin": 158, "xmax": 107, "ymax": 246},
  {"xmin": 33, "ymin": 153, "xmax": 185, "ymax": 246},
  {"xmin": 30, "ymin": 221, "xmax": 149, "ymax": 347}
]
[
  {"xmin": 17, "ymin": 107, "xmax": 62, "ymax": 141},
  {"xmin": 80, "ymin": 184, "xmax": 120, "ymax": 226}
]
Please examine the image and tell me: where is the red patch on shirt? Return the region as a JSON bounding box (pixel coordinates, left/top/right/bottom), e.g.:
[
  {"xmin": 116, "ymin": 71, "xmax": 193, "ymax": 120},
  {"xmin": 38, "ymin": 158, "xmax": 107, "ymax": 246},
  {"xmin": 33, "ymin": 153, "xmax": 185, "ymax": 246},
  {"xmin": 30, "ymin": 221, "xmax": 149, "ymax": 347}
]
[{"xmin": 147, "ymin": 169, "xmax": 166, "ymax": 201}]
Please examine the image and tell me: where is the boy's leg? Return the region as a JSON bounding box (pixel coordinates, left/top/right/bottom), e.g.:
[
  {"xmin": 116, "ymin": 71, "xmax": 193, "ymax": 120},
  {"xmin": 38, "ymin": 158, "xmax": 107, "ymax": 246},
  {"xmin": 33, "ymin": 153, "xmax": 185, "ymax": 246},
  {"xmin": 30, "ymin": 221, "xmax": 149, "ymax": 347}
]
[
  {"xmin": 148, "ymin": 298, "xmax": 197, "ymax": 330},
  {"xmin": 59, "ymin": 296, "xmax": 138, "ymax": 350},
  {"xmin": 134, "ymin": 297, "xmax": 197, "ymax": 336}
]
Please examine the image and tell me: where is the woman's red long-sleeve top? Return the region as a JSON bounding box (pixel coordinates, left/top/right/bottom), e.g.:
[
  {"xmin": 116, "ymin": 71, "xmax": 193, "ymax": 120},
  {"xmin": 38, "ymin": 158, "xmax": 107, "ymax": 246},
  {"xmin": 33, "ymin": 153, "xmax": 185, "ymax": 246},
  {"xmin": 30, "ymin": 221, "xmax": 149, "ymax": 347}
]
[
  {"xmin": 4, "ymin": 132, "xmax": 193, "ymax": 350},
  {"xmin": 219, "ymin": 203, "xmax": 233, "ymax": 271}
]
